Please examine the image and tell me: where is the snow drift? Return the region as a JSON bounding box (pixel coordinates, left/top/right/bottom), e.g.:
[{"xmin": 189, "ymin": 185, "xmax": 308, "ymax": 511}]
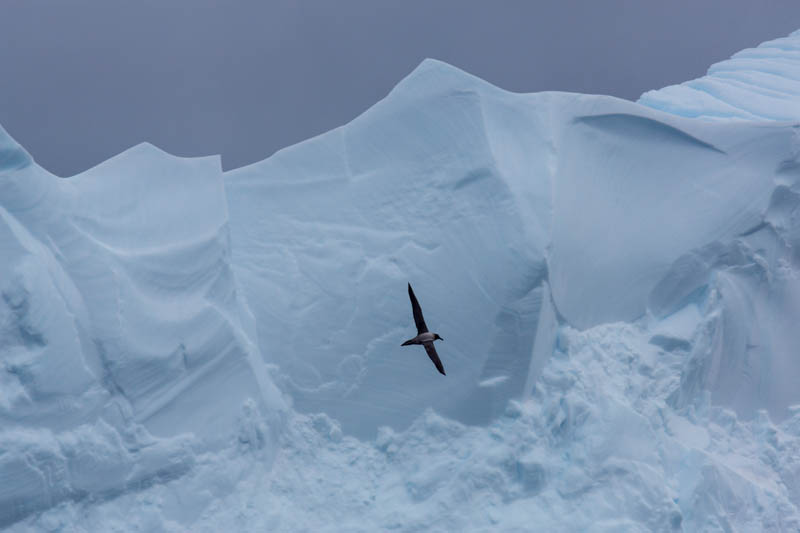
[{"xmin": 4, "ymin": 30, "xmax": 800, "ymax": 531}]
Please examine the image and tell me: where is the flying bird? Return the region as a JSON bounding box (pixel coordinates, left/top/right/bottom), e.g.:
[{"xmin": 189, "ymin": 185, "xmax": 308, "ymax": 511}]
[{"xmin": 401, "ymin": 283, "xmax": 446, "ymax": 375}]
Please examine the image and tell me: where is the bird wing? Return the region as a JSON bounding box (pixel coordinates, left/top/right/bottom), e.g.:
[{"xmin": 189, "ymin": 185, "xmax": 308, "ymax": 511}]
[
  {"xmin": 423, "ymin": 342, "xmax": 446, "ymax": 375},
  {"xmin": 408, "ymin": 283, "xmax": 428, "ymax": 334}
]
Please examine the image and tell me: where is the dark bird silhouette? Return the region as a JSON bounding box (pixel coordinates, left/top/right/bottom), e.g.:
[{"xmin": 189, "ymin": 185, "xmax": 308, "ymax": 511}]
[{"xmin": 401, "ymin": 283, "xmax": 445, "ymax": 375}]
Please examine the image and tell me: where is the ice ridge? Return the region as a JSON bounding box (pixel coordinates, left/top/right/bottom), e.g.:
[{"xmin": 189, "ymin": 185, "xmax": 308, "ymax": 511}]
[{"xmin": 640, "ymin": 29, "xmax": 800, "ymax": 121}]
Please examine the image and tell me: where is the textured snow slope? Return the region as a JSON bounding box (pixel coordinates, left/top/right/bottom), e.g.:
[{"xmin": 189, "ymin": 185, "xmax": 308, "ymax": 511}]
[{"xmin": 4, "ymin": 29, "xmax": 800, "ymax": 531}]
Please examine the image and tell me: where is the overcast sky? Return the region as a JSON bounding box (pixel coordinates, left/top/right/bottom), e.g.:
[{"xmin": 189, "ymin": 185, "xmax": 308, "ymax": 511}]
[{"xmin": 2, "ymin": 1, "xmax": 800, "ymax": 176}]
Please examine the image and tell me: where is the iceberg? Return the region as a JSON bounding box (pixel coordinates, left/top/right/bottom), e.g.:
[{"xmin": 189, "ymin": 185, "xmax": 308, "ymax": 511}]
[{"xmin": 4, "ymin": 29, "xmax": 800, "ymax": 531}]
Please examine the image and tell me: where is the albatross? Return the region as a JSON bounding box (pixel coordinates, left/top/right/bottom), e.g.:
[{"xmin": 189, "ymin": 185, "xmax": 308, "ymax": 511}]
[{"xmin": 401, "ymin": 283, "xmax": 446, "ymax": 375}]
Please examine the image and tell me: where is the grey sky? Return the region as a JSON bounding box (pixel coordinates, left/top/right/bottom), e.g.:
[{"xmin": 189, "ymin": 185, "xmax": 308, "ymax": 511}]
[{"xmin": 2, "ymin": 1, "xmax": 800, "ymax": 177}]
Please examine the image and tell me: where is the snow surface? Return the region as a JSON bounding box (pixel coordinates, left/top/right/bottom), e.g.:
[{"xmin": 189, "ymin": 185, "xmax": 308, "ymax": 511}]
[{"xmin": 4, "ymin": 29, "xmax": 800, "ymax": 531}]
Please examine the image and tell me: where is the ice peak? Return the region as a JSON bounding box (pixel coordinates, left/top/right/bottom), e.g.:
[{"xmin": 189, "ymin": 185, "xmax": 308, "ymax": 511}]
[{"xmin": 383, "ymin": 57, "xmax": 501, "ymax": 105}]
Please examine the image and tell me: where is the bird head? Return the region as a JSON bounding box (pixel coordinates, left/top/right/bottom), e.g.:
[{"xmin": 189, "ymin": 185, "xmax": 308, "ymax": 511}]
[{"xmin": 434, "ymin": 334, "xmax": 443, "ymax": 341}]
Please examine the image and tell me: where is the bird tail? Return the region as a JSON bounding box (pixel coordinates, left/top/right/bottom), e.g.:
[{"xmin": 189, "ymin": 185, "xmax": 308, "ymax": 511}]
[{"xmin": 401, "ymin": 339, "xmax": 415, "ymax": 346}]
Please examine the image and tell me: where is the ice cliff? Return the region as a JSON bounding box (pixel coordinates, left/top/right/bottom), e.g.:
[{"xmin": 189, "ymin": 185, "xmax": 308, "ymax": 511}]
[{"xmin": 4, "ymin": 30, "xmax": 800, "ymax": 532}]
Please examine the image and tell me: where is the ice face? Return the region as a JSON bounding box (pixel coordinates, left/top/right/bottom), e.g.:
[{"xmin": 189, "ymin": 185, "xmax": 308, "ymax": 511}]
[{"xmin": 4, "ymin": 29, "xmax": 800, "ymax": 532}]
